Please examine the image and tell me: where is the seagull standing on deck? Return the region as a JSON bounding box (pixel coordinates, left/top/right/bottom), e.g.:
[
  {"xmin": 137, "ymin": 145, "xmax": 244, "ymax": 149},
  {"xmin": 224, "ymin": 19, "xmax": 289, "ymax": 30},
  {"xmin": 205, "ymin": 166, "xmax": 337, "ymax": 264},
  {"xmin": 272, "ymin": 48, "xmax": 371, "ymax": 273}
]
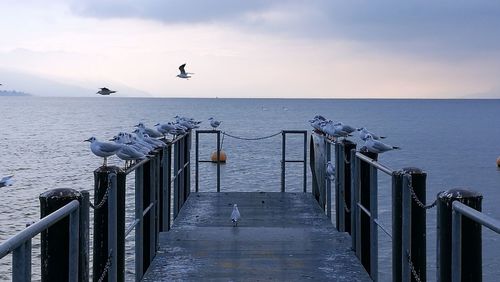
[
  {"xmin": 177, "ymin": 64, "xmax": 194, "ymax": 79},
  {"xmin": 231, "ymin": 204, "xmax": 241, "ymax": 227},
  {"xmin": 97, "ymin": 87, "xmax": 116, "ymax": 95}
]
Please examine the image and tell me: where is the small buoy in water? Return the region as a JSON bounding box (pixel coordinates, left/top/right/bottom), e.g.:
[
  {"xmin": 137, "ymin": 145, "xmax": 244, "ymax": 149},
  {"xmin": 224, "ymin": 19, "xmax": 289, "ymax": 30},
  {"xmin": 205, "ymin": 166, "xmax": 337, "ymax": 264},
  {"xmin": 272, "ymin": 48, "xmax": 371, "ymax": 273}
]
[
  {"xmin": 497, "ymin": 156, "xmax": 500, "ymax": 167},
  {"xmin": 211, "ymin": 150, "xmax": 227, "ymax": 163}
]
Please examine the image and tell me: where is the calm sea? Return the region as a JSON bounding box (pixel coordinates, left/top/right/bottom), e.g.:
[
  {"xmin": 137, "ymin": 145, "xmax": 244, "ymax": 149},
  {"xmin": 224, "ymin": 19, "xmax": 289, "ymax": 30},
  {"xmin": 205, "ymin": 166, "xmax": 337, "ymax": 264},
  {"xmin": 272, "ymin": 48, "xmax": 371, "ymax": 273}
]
[{"xmin": 1, "ymin": 97, "xmax": 499, "ymax": 281}]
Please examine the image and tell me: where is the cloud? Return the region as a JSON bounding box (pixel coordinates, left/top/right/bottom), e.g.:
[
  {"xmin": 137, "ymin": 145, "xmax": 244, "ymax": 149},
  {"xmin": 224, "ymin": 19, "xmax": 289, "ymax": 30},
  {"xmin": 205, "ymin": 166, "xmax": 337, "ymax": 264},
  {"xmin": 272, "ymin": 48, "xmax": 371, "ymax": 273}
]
[{"xmin": 67, "ymin": 0, "xmax": 500, "ymax": 57}]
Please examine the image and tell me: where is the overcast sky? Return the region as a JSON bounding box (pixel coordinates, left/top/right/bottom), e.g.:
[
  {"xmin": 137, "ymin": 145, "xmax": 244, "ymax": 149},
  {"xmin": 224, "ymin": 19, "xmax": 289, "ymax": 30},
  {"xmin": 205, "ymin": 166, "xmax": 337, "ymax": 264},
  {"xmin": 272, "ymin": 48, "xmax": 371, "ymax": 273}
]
[{"xmin": 1, "ymin": 0, "xmax": 499, "ymax": 98}]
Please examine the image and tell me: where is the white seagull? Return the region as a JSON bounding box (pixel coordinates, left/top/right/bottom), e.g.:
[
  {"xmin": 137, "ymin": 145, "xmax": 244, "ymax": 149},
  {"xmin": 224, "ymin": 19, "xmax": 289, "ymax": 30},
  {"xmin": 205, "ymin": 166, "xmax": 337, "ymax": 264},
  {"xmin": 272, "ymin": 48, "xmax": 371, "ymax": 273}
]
[
  {"xmin": 326, "ymin": 161, "xmax": 335, "ymax": 181},
  {"xmin": 208, "ymin": 117, "xmax": 221, "ymax": 130},
  {"xmin": 0, "ymin": 175, "xmax": 15, "ymax": 188},
  {"xmin": 176, "ymin": 64, "xmax": 193, "ymax": 79},
  {"xmin": 135, "ymin": 123, "xmax": 163, "ymax": 138},
  {"xmin": 84, "ymin": 137, "xmax": 122, "ymax": 166},
  {"xmin": 97, "ymin": 87, "xmax": 116, "ymax": 95},
  {"xmin": 357, "ymin": 127, "xmax": 386, "ymax": 141},
  {"xmin": 231, "ymin": 204, "xmax": 241, "ymax": 227},
  {"xmin": 363, "ymin": 134, "xmax": 400, "ymax": 154}
]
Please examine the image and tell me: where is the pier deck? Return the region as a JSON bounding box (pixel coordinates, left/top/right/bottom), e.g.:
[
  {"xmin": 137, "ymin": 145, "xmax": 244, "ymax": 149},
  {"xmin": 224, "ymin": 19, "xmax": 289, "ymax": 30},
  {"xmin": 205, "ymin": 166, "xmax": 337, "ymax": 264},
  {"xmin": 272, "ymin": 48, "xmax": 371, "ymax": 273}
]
[{"xmin": 143, "ymin": 192, "xmax": 370, "ymax": 281}]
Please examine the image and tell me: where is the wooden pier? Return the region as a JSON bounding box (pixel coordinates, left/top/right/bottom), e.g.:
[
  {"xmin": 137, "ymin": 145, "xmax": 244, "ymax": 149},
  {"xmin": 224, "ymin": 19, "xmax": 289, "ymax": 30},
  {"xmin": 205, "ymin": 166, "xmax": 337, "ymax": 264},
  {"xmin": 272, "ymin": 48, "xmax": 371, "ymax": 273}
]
[{"xmin": 142, "ymin": 192, "xmax": 370, "ymax": 281}]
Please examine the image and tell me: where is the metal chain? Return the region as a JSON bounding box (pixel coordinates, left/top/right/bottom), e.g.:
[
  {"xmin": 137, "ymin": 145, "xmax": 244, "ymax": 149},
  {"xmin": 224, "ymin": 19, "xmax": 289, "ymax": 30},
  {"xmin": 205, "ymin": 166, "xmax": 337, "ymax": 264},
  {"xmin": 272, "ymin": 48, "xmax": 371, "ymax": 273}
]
[
  {"xmin": 344, "ymin": 199, "xmax": 351, "ymax": 213},
  {"xmin": 222, "ymin": 131, "xmax": 282, "ymax": 141},
  {"xmin": 344, "ymin": 152, "xmax": 351, "ymax": 165},
  {"xmin": 89, "ymin": 173, "xmax": 114, "ymax": 210},
  {"xmin": 406, "ymin": 173, "xmax": 437, "ymax": 210},
  {"xmin": 406, "ymin": 250, "xmax": 423, "ymax": 282},
  {"xmin": 97, "ymin": 250, "xmax": 113, "ymax": 282}
]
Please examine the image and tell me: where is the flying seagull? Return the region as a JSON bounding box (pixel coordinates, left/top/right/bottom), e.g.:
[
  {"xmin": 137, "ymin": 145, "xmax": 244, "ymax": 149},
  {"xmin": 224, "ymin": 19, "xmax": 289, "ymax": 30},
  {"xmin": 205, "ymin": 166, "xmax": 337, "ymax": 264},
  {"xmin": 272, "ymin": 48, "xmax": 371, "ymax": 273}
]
[
  {"xmin": 97, "ymin": 87, "xmax": 116, "ymax": 95},
  {"xmin": 231, "ymin": 204, "xmax": 241, "ymax": 227},
  {"xmin": 0, "ymin": 175, "xmax": 14, "ymax": 188},
  {"xmin": 177, "ymin": 64, "xmax": 193, "ymax": 79}
]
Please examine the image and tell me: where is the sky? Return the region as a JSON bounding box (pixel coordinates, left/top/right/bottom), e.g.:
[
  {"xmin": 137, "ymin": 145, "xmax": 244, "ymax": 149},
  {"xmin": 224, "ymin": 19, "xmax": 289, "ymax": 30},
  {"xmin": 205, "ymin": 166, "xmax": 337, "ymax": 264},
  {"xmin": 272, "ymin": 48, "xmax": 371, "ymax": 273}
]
[{"xmin": 1, "ymin": 0, "xmax": 500, "ymax": 98}]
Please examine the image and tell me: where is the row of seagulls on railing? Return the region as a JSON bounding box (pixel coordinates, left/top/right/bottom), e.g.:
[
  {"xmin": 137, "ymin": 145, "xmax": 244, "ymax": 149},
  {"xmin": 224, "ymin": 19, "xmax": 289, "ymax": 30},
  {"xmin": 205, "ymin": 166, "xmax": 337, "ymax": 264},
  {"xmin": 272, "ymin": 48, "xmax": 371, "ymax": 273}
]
[
  {"xmin": 85, "ymin": 116, "xmax": 203, "ymax": 168},
  {"xmin": 85, "ymin": 116, "xmax": 224, "ymax": 168},
  {"xmin": 309, "ymin": 114, "xmax": 400, "ymax": 154}
]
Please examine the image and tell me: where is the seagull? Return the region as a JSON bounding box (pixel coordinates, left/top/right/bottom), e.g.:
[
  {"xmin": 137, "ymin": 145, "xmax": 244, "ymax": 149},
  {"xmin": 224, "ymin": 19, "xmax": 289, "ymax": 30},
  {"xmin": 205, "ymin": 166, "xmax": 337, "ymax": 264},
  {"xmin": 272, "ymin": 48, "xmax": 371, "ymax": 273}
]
[
  {"xmin": 357, "ymin": 127, "xmax": 386, "ymax": 141},
  {"xmin": 0, "ymin": 175, "xmax": 14, "ymax": 188},
  {"xmin": 208, "ymin": 117, "xmax": 221, "ymax": 130},
  {"xmin": 326, "ymin": 161, "xmax": 335, "ymax": 181},
  {"xmin": 84, "ymin": 137, "xmax": 122, "ymax": 166},
  {"xmin": 176, "ymin": 64, "xmax": 193, "ymax": 79},
  {"xmin": 97, "ymin": 87, "xmax": 116, "ymax": 95},
  {"xmin": 231, "ymin": 204, "xmax": 241, "ymax": 227},
  {"xmin": 363, "ymin": 134, "xmax": 400, "ymax": 154},
  {"xmin": 134, "ymin": 123, "xmax": 163, "ymax": 138}
]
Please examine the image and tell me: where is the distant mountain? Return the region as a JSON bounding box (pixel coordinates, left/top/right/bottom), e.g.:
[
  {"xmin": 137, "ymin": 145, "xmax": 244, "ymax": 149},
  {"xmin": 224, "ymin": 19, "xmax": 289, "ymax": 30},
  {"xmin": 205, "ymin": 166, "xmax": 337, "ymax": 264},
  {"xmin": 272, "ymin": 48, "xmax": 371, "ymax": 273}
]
[
  {"xmin": 0, "ymin": 69, "xmax": 152, "ymax": 97},
  {"xmin": 0, "ymin": 90, "xmax": 31, "ymax": 96}
]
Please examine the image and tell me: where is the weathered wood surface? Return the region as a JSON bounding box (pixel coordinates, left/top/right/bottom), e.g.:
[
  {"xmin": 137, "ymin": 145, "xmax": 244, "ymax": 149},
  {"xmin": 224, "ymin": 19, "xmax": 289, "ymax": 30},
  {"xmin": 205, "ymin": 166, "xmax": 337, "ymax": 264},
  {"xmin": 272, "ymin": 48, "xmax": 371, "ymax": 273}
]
[
  {"xmin": 142, "ymin": 192, "xmax": 370, "ymax": 281},
  {"xmin": 310, "ymin": 134, "xmax": 327, "ymax": 210}
]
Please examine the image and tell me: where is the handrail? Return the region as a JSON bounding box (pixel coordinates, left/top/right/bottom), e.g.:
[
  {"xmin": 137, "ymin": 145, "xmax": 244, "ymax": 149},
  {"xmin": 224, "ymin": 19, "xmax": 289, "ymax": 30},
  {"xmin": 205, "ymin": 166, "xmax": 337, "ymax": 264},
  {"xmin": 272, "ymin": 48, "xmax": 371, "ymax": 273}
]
[
  {"xmin": 453, "ymin": 201, "xmax": 500, "ymax": 233},
  {"xmin": 0, "ymin": 200, "xmax": 79, "ymax": 258},
  {"xmin": 355, "ymin": 152, "xmax": 394, "ymax": 175}
]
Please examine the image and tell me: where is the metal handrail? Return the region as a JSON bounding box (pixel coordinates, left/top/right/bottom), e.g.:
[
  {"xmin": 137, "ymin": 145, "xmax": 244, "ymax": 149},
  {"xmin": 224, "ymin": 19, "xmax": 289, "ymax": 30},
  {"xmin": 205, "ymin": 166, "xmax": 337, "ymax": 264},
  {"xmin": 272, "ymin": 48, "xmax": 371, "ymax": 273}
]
[
  {"xmin": 451, "ymin": 201, "xmax": 500, "ymax": 281},
  {"xmin": 0, "ymin": 200, "xmax": 79, "ymax": 258},
  {"xmin": 453, "ymin": 201, "xmax": 500, "ymax": 233},
  {"xmin": 355, "ymin": 152, "xmax": 394, "ymax": 175},
  {"xmin": 0, "ymin": 200, "xmax": 80, "ymax": 281}
]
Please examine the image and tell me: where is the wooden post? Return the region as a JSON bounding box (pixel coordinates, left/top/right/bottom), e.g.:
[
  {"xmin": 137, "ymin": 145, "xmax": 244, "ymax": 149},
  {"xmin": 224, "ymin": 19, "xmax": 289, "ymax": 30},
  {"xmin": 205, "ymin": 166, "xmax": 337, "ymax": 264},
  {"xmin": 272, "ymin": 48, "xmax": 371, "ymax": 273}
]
[
  {"xmin": 437, "ymin": 189, "xmax": 482, "ymax": 282},
  {"xmin": 340, "ymin": 139, "xmax": 356, "ymax": 234},
  {"xmin": 92, "ymin": 166, "xmax": 125, "ymax": 282},
  {"xmin": 40, "ymin": 188, "xmax": 82, "ymax": 282},
  {"xmin": 394, "ymin": 167, "xmax": 427, "ymax": 282},
  {"xmin": 79, "ymin": 191, "xmax": 90, "ymax": 282}
]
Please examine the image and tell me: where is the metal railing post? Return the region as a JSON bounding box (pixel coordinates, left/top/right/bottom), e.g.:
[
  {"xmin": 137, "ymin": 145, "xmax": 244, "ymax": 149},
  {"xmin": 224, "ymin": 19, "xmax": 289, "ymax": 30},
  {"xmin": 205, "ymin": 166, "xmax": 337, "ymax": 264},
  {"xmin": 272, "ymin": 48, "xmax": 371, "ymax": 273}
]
[
  {"xmin": 326, "ymin": 141, "xmax": 332, "ymax": 219},
  {"xmin": 13, "ymin": 242, "xmax": 28, "ymax": 282},
  {"xmin": 281, "ymin": 132, "xmax": 286, "ymax": 192},
  {"xmin": 216, "ymin": 131, "xmax": 221, "ymax": 192},
  {"xmin": 166, "ymin": 145, "xmax": 172, "ymax": 229},
  {"xmin": 369, "ymin": 165, "xmax": 378, "ymax": 281},
  {"xmin": 195, "ymin": 131, "xmax": 199, "ymax": 192},
  {"xmin": 173, "ymin": 141, "xmax": 180, "ymax": 218},
  {"xmin": 359, "ymin": 151, "xmax": 377, "ymax": 274},
  {"xmin": 350, "ymin": 149, "xmax": 359, "ymax": 253},
  {"xmin": 303, "ymin": 132, "xmax": 307, "ymax": 193},
  {"xmin": 135, "ymin": 166, "xmax": 144, "ymax": 281}
]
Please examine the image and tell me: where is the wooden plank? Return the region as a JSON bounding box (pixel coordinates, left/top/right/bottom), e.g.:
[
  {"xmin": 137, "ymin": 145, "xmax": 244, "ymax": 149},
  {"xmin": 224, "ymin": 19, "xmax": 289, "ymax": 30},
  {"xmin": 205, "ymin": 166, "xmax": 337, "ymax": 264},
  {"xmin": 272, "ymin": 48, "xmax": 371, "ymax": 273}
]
[{"xmin": 142, "ymin": 192, "xmax": 370, "ymax": 281}]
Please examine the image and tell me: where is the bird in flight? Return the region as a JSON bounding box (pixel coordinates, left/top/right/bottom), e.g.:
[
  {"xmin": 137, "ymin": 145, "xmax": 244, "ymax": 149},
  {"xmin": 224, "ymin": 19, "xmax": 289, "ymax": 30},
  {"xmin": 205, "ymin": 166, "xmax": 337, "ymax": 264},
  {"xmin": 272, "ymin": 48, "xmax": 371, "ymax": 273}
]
[
  {"xmin": 97, "ymin": 87, "xmax": 116, "ymax": 95},
  {"xmin": 177, "ymin": 64, "xmax": 194, "ymax": 79}
]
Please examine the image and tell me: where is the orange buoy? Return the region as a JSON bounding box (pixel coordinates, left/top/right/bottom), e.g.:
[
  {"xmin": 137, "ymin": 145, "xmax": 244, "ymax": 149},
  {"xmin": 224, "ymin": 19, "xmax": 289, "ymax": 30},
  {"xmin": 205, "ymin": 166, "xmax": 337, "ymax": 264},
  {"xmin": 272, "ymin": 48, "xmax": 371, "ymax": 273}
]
[
  {"xmin": 211, "ymin": 150, "xmax": 227, "ymax": 163},
  {"xmin": 497, "ymin": 156, "xmax": 500, "ymax": 167}
]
